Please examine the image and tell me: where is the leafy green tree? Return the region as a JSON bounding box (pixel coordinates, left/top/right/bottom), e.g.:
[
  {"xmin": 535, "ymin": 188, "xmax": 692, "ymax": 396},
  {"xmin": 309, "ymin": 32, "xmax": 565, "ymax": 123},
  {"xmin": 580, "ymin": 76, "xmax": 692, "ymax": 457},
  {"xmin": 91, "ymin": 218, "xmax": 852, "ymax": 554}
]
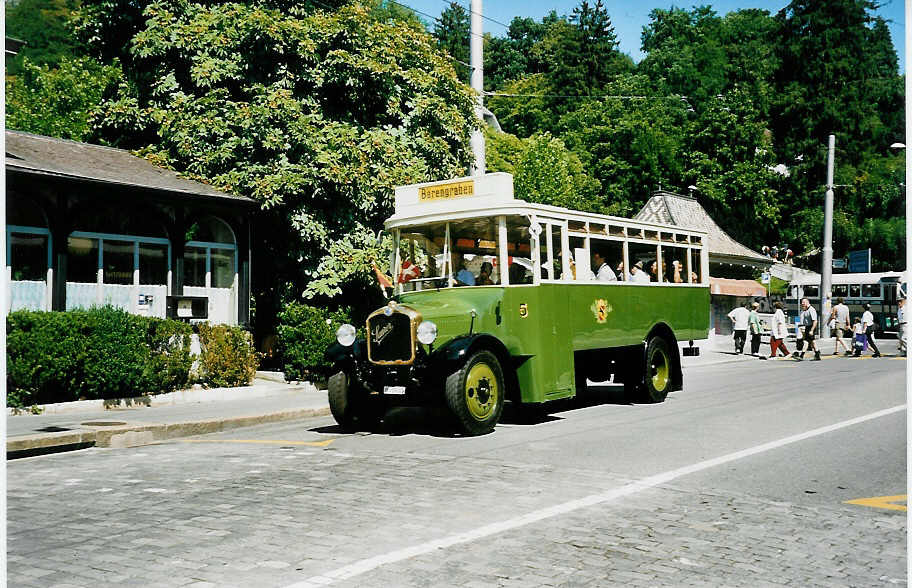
[
  {"xmin": 5, "ymin": 0, "xmax": 84, "ymax": 75},
  {"xmin": 513, "ymin": 133, "xmax": 601, "ymax": 212},
  {"xmin": 6, "ymin": 56, "xmax": 123, "ymax": 140},
  {"xmin": 84, "ymin": 1, "xmax": 476, "ymax": 320},
  {"xmin": 487, "ymin": 73, "xmax": 557, "ymax": 138},
  {"xmin": 559, "ymin": 75, "xmax": 689, "ymax": 216},
  {"xmin": 433, "ymin": 1, "xmax": 470, "ymax": 82},
  {"xmin": 483, "ymin": 13, "xmax": 558, "ymax": 91}
]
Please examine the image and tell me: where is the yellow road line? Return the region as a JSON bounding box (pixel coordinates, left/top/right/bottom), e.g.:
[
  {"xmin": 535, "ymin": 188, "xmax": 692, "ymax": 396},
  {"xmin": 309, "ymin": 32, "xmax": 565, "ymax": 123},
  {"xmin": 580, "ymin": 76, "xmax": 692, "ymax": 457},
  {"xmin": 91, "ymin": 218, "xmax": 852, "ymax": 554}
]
[
  {"xmin": 844, "ymin": 494, "xmax": 907, "ymax": 512},
  {"xmin": 180, "ymin": 438, "xmax": 336, "ymax": 447}
]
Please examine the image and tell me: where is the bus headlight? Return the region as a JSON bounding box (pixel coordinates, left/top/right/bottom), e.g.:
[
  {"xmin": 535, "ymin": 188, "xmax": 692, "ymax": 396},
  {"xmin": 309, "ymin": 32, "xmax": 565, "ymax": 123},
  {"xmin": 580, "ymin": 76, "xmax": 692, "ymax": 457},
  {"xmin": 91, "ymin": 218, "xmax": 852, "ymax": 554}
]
[
  {"xmin": 336, "ymin": 324, "xmax": 357, "ymax": 347},
  {"xmin": 417, "ymin": 320, "xmax": 438, "ymax": 345}
]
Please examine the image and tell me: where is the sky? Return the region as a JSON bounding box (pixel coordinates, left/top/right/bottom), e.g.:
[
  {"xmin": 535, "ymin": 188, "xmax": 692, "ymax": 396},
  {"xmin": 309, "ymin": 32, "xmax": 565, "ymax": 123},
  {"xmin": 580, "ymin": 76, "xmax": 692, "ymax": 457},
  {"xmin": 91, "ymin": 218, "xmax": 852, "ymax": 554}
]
[{"xmin": 402, "ymin": 0, "xmax": 906, "ymax": 73}]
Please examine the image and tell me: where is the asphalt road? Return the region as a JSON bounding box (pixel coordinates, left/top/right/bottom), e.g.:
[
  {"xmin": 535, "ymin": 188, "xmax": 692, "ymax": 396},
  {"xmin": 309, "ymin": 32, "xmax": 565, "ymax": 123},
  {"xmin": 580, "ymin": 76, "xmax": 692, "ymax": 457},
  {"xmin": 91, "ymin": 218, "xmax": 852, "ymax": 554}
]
[{"xmin": 7, "ymin": 353, "xmax": 906, "ymax": 587}]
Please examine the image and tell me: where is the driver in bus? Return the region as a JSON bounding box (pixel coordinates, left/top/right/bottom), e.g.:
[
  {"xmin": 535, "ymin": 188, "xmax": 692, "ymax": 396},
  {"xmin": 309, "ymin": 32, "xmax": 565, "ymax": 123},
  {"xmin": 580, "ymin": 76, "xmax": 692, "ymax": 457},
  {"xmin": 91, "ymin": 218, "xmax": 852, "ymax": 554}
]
[{"xmin": 452, "ymin": 253, "xmax": 475, "ymax": 286}]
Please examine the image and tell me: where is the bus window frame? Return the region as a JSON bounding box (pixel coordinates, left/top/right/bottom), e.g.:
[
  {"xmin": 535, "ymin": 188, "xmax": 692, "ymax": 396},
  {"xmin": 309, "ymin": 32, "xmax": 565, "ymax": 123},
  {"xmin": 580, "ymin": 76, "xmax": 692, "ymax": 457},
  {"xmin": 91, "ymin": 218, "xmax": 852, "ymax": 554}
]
[{"xmin": 386, "ymin": 210, "xmax": 709, "ymax": 291}]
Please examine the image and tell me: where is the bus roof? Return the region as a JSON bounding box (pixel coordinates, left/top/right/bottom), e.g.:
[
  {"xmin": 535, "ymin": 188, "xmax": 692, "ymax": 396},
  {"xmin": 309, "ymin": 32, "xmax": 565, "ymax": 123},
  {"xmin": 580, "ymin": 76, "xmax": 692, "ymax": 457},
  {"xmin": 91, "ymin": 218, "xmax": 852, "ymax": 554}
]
[
  {"xmin": 789, "ymin": 271, "xmax": 907, "ymax": 286},
  {"xmin": 387, "ymin": 173, "xmax": 707, "ymax": 242}
]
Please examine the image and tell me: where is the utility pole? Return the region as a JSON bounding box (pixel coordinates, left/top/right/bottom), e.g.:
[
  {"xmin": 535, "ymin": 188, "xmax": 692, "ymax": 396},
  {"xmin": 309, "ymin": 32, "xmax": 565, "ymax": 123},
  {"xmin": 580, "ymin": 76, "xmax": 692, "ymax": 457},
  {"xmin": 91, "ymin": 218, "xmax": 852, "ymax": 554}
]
[
  {"xmin": 821, "ymin": 134, "xmax": 835, "ymax": 338},
  {"xmin": 469, "ymin": 0, "xmax": 485, "ymax": 176}
]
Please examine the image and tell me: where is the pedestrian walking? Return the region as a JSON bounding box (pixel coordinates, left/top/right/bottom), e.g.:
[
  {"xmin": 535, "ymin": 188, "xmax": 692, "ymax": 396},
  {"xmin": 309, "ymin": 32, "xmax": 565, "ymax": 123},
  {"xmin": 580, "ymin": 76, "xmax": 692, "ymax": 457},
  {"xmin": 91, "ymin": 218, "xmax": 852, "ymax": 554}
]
[
  {"xmin": 748, "ymin": 302, "xmax": 762, "ymax": 356},
  {"xmin": 792, "ymin": 297, "xmax": 820, "ymax": 361},
  {"xmin": 898, "ymin": 298, "xmax": 906, "ymax": 357},
  {"xmin": 728, "ymin": 303, "xmax": 750, "ymax": 354},
  {"xmin": 852, "ymin": 317, "xmax": 867, "ymax": 356},
  {"xmin": 860, "ymin": 303, "xmax": 882, "ymax": 357},
  {"xmin": 765, "ymin": 301, "xmax": 790, "ymax": 359},
  {"xmin": 829, "ymin": 297, "xmax": 851, "ymax": 356}
]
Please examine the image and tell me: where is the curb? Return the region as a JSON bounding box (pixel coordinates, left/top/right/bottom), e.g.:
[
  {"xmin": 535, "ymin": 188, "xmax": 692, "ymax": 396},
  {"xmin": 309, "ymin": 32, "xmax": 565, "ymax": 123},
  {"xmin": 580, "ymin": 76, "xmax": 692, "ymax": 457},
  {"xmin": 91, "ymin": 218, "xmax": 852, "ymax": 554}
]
[{"xmin": 6, "ymin": 406, "xmax": 331, "ymax": 459}]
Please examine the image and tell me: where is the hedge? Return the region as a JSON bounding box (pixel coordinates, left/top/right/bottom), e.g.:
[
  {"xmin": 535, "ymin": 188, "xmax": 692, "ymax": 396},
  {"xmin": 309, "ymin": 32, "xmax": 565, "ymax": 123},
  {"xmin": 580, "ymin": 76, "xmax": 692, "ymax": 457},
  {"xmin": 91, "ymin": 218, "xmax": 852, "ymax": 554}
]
[
  {"xmin": 276, "ymin": 303, "xmax": 353, "ymax": 382},
  {"xmin": 6, "ymin": 307, "xmax": 259, "ymax": 408}
]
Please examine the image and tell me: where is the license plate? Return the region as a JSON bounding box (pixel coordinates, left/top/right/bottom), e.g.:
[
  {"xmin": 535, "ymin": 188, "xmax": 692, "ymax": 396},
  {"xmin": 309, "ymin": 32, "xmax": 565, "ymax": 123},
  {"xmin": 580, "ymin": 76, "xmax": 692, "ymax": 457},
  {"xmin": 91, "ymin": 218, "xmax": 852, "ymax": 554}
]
[{"xmin": 384, "ymin": 385, "xmax": 406, "ymax": 395}]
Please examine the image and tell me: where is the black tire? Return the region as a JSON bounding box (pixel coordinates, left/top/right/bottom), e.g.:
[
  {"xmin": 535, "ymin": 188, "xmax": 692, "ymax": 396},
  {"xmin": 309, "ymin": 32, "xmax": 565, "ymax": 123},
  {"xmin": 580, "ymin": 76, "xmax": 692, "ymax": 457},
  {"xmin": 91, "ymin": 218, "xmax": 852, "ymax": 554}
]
[
  {"xmin": 640, "ymin": 337, "xmax": 673, "ymax": 403},
  {"xmin": 327, "ymin": 371, "xmax": 377, "ymax": 431},
  {"xmin": 445, "ymin": 350, "xmax": 505, "ymax": 436}
]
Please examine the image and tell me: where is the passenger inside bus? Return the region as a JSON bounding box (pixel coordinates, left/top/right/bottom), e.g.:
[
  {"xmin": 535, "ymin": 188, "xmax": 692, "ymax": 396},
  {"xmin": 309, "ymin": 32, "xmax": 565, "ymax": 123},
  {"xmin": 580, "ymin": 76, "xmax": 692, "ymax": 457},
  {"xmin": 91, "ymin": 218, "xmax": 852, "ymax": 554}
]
[
  {"xmin": 452, "ymin": 253, "xmax": 475, "ymax": 286},
  {"xmin": 591, "ymin": 250, "xmax": 617, "ymax": 281},
  {"xmin": 477, "ymin": 262, "xmax": 495, "ymax": 285}
]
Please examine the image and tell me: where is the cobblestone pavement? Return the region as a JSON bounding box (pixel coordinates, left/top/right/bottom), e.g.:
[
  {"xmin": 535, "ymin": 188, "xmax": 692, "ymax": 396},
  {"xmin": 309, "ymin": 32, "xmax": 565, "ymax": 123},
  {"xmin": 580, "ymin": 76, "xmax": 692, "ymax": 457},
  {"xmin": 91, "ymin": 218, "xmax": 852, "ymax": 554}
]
[{"xmin": 7, "ymin": 421, "xmax": 905, "ymax": 588}]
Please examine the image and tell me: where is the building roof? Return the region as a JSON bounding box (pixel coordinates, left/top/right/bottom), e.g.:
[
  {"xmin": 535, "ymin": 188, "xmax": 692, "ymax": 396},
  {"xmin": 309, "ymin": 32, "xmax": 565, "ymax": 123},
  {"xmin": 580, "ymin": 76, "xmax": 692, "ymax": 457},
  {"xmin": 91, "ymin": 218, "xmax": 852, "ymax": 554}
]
[
  {"xmin": 5, "ymin": 130, "xmax": 255, "ymax": 206},
  {"xmin": 635, "ymin": 191, "xmax": 769, "ymax": 266}
]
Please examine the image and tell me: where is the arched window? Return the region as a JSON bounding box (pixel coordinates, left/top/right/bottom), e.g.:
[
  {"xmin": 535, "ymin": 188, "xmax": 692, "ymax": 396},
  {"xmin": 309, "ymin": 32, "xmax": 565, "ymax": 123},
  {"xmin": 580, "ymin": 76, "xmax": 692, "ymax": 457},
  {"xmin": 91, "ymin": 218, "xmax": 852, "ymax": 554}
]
[{"xmin": 184, "ymin": 216, "xmax": 237, "ymax": 289}]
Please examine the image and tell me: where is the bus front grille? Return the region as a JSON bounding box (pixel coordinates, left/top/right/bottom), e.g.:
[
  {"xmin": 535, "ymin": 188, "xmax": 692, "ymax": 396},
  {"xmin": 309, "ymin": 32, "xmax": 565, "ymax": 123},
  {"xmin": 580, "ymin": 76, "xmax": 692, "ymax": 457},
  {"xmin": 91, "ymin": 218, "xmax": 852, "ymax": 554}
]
[{"xmin": 367, "ymin": 312, "xmax": 414, "ymax": 364}]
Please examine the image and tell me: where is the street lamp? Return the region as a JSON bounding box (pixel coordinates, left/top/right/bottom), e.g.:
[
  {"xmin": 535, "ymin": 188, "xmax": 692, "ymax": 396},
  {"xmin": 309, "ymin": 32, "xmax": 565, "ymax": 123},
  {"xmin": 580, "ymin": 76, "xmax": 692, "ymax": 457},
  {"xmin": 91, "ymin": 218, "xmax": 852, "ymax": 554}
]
[{"xmin": 890, "ymin": 142, "xmax": 905, "ymax": 149}]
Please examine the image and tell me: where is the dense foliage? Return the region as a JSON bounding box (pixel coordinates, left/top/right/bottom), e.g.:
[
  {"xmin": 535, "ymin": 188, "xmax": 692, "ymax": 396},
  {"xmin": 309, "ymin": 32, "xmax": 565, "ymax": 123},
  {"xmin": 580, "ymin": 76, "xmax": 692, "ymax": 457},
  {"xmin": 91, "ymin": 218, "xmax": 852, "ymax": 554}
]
[
  {"xmin": 276, "ymin": 303, "xmax": 354, "ymax": 381},
  {"xmin": 197, "ymin": 323, "xmax": 261, "ymax": 387},
  {"xmin": 6, "ymin": 308, "xmax": 260, "ymax": 407},
  {"xmin": 6, "ymin": 308, "xmax": 193, "ymax": 407},
  {"xmin": 479, "ymin": 0, "xmax": 904, "ymax": 270}
]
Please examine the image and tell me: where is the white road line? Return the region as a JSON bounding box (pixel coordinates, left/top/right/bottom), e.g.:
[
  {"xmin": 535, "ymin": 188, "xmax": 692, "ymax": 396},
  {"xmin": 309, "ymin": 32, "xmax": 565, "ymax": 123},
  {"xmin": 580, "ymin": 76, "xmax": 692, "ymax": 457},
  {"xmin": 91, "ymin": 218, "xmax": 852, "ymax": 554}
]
[{"xmin": 285, "ymin": 404, "xmax": 907, "ymax": 588}]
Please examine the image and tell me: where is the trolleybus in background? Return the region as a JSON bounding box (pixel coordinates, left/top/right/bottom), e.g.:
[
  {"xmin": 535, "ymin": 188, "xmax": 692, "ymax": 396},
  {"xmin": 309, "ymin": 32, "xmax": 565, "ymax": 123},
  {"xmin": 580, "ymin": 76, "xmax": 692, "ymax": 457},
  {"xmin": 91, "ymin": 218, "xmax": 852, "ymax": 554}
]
[
  {"xmin": 786, "ymin": 271, "xmax": 907, "ymax": 336},
  {"xmin": 326, "ymin": 173, "xmax": 710, "ymax": 435}
]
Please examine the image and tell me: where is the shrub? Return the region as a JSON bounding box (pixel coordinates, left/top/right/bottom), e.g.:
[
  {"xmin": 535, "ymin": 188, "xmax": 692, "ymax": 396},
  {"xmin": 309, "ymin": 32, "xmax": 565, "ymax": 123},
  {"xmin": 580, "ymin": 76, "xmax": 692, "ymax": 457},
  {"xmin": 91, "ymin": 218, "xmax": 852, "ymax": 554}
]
[
  {"xmin": 276, "ymin": 303, "xmax": 352, "ymax": 381},
  {"xmin": 145, "ymin": 318, "xmax": 194, "ymax": 393},
  {"xmin": 197, "ymin": 324, "xmax": 260, "ymax": 388},
  {"xmin": 7, "ymin": 307, "xmax": 195, "ymax": 407}
]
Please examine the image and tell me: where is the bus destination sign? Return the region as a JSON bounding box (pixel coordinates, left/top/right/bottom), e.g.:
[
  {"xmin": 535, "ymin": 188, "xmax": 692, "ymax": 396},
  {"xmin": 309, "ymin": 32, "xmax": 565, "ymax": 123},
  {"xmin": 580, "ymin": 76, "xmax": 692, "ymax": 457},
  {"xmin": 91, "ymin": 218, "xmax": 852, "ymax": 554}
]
[{"xmin": 418, "ymin": 180, "xmax": 474, "ymax": 202}]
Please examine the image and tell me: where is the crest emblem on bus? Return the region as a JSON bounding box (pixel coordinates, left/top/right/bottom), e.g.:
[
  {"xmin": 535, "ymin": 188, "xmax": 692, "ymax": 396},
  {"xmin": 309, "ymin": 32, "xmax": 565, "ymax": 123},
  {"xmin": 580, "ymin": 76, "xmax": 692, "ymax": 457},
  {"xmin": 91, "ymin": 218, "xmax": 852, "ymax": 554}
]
[
  {"xmin": 519, "ymin": 303, "xmax": 528, "ymax": 318},
  {"xmin": 591, "ymin": 299, "xmax": 611, "ymax": 323}
]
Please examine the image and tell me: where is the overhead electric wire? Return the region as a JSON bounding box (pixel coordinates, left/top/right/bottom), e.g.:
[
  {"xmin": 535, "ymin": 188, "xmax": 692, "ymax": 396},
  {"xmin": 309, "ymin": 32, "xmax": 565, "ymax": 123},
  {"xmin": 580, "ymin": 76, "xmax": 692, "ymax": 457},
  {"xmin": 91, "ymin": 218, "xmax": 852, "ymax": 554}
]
[
  {"xmin": 387, "ymin": 0, "xmax": 486, "ymax": 41},
  {"xmin": 436, "ymin": 0, "xmax": 512, "ymax": 30}
]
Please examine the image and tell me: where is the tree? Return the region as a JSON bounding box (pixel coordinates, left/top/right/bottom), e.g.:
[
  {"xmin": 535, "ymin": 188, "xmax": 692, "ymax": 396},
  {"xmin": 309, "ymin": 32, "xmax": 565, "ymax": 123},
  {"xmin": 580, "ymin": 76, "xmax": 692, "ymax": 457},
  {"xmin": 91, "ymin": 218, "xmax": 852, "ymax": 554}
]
[
  {"xmin": 513, "ymin": 133, "xmax": 601, "ymax": 212},
  {"xmin": 84, "ymin": 1, "xmax": 476, "ymax": 325},
  {"xmin": 5, "ymin": 0, "xmax": 84, "ymax": 75},
  {"xmin": 433, "ymin": 1, "xmax": 470, "ymax": 82},
  {"xmin": 6, "ymin": 56, "xmax": 123, "ymax": 141}
]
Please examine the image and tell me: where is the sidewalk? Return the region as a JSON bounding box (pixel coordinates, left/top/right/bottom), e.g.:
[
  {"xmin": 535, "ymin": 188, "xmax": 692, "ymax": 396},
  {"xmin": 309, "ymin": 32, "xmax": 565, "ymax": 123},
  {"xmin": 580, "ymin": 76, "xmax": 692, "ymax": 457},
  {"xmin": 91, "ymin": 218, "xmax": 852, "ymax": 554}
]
[{"xmin": 6, "ymin": 373, "xmax": 330, "ymax": 459}]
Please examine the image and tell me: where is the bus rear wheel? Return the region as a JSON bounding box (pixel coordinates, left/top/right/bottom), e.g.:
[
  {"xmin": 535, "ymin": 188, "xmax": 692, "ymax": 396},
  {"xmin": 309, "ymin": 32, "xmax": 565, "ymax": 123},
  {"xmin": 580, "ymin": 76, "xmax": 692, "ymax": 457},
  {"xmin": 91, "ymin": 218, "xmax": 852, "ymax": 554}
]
[
  {"xmin": 445, "ymin": 350, "xmax": 505, "ymax": 436},
  {"xmin": 640, "ymin": 337, "xmax": 672, "ymax": 403}
]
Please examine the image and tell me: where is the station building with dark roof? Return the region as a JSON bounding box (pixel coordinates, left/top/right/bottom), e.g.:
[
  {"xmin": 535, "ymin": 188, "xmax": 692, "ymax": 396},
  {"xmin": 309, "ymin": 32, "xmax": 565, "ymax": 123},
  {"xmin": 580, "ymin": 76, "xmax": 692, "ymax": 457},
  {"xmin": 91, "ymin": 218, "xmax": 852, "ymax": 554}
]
[{"xmin": 6, "ymin": 130, "xmax": 257, "ymax": 324}]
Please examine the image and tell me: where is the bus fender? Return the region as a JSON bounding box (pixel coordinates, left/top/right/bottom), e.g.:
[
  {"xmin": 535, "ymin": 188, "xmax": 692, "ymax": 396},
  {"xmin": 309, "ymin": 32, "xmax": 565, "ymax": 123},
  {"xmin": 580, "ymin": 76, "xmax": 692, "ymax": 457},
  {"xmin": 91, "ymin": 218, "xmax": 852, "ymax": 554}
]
[
  {"xmin": 429, "ymin": 334, "xmax": 521, "ymax": 401},
  {"xmin": 325, "ymin": 338, "xmax": 367, "ymax": 370},
  {"xmin": 645, "ymin": 323, "xmax": 682, "ymax": 392}
]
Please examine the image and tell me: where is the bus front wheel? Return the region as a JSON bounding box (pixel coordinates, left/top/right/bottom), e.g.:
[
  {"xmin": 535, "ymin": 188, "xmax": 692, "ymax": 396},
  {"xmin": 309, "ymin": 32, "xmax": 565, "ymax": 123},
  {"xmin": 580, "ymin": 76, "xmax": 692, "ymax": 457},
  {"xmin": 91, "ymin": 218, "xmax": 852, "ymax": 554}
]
[
  {"xmin": 328, "ymin": 371, "xmax": 378, "ymax": 431},
  {"xmin": 640, "ymin": 337, "xmax": 672, "ymax": 403},
  {"xmin": 445, "ymin": 350, "xmax": 505, "ymax": 436}
]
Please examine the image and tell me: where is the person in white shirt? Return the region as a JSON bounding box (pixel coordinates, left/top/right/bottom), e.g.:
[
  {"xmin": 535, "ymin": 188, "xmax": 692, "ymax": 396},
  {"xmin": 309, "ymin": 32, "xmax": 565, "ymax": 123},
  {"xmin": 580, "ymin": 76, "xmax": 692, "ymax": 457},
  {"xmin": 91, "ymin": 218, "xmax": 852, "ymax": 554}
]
[
  {"xmin": 765, "ymin": 301, "xmax": 790, "ymax": 359},
  {"xmin": 591, "ymin": 251, "xmax": 617, "ymax": 282},
  {"xmin": 860, "ymin": 303, "xmax": 881, "ymax": 357},
  {"xmin": 727, "ymin": 303, "xmax": 750, "ymax": 354},
  {"xmin": 828, "ymin": 297, "xmax": 851, "ymax": 356},
  {"xmin": 629, "ymin": 260, "xmax": 650, "ymax": 283},
  {"xmin": 793, "ymin": 297, "xmax": 820, "ymax": 360}
]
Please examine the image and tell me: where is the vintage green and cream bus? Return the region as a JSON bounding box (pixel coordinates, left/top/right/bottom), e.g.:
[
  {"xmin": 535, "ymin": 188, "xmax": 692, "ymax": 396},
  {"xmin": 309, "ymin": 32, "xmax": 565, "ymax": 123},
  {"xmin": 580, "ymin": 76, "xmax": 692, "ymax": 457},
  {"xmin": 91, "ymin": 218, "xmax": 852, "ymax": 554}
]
[{"xmin": 326, "ymin": 173, "xmax": 710, "ymax": 435}]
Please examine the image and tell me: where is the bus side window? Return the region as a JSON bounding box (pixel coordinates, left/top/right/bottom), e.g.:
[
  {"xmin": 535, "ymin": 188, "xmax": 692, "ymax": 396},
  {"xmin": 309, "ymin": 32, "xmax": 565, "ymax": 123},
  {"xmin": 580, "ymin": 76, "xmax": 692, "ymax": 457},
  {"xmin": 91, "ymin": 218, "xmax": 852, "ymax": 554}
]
[
  {"xmin": 833, "ymin": 284, "xmax": 848, "ymax": 298},
  {"xmin": 862, "ymin": 284, "xmax": 880, "ymax": 298},
  {"xmin": 849, "ymin": 284, "xmax": 861, "ymax": 298}
]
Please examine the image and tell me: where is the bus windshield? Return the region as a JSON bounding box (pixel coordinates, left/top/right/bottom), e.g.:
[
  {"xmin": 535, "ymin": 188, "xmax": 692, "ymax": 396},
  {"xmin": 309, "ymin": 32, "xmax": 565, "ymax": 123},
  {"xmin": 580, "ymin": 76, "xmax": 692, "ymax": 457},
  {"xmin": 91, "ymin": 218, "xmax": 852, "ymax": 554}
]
[{"xmin": 393, "ymin": 216, "xmax": 533, "ymax": 293}]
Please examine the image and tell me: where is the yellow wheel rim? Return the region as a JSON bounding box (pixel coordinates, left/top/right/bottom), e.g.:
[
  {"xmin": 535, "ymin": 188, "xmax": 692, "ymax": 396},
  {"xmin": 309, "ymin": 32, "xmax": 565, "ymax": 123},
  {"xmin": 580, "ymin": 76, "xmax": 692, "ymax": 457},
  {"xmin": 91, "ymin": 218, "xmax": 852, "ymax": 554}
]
[
  {"xmin": 465, "ymin": 362, "xmax": 498, "ymax": 421},
  {"xmin": 650, "ymin": 347, "xmax": 669, "ymax": 392}
]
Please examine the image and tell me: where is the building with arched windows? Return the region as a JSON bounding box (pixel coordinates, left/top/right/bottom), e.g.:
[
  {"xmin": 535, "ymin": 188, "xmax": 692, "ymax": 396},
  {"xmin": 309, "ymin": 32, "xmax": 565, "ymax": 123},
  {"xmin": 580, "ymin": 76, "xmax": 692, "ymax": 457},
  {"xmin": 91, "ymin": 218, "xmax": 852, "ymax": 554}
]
[{"xmin": 6, "ymin": 130, "xmax": 257, "ymax": 324}]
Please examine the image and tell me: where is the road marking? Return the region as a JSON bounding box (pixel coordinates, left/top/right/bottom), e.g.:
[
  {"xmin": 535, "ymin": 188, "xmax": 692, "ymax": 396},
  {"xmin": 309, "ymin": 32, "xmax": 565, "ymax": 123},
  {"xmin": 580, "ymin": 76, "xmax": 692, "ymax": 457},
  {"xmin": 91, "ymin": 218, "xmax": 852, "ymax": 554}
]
[
  {"xmin": 284, "ymin": 404, "xmax": 907, "ymax": 588},
  {"xmin": 844, "ymin": 494, "xmax": 908, "ymax": 512},
  {"xmin": 180, "ymin": 439, "xmax": 336, "ymax": 447}
]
